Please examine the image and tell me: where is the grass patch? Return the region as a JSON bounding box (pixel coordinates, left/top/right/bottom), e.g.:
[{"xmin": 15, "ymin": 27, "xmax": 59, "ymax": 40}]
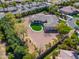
[
  {"xmin": 30, "ymin": 24, "xmax": 42, "ymax": 31},
  {"xmin": 72, "ymin": 14, "xmax": 79, "ymax": 18},
  {"xmin": 76, "ymin": 20, "xmax": 79, "ymax": 26}
]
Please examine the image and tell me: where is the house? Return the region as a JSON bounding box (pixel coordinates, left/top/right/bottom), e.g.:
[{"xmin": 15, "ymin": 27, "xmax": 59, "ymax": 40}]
[
  {"xmin": 60, "ymin": 6, "xmax": 79, "ymax": 15},
  {"xmin": 73, "ymin": 2, "xmax": 79, "ymax": 8},
  {"xmin": 52, "ymin": 0, "xmax": 70, "ymax": 4},
  {"xmin": 47, "ymin": 0, "xmax": 52, "ymax": 2},
  {"xmin": 56, "ymin": 50, "xmax": 79, "ymax": 59},
  {"xmin": 0, "ymin": 0, "xmax": 24, "ymax": 3},
  {"xmin": 0, "ymin": 6, "xmax": 17, "ymax": 12},
  {"xmin": 30, "ymin": 13, "xmax": 59, "ymax": 33}
]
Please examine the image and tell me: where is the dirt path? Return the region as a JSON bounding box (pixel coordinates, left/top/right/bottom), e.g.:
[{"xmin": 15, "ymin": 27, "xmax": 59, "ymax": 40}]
[{"xmin": 0, "ymin": 43, "xmax": 8, "ymax": 59}]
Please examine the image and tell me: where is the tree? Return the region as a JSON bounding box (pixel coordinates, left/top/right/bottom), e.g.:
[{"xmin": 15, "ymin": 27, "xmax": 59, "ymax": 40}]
[
  {"xmin": 58, "ymin": 38, "xmax": 77, "ymax": 50},
  {"xmin": 57, "ymin": 23, "xmax": 72, "ymax": 34},
  {"xmin": 71, "ymin": 33, "xmax": 78, "ymax": 39},
  {"xmin": 14, "ymin": 46, "xmax": 27, "ymax": 59},
  {"xmin": 58, "ymin": 44, "xmax": 69, "ymax": 50},
  {"xmin": 64, "ymin": 38, "xmax": 77, "ymax": 49},
  {"xmin": 8, "ymin": 53, "xmax": 14, "ymax": 59},
  {"xmin": 14, "ymin": 23, "xmax": 27, "ymax": 40},
  {"xmin": 51, "ymin": 49, "xmax": 59, "ymax": 59},
  {"xmin": 76, "ymin": 20, "xmax": 79, "ymax": 26},
  {"xmin": 47, "ymin": 5, "xmax": 61, "ymax": 16},
  {"xmin": 0, "ymin": 13, "xmax": 30, "ymax": 59},
  {"xmin": 23, "ymin": 54, "xmax": 33, "ymax": 59},
  {"xmin": 11, "ymin": 1, "xmax": 17, "ymax": 6},
  {"xmin": 0, "ymin": 31, "xmax": 4, "ymax": 41},
  {"xmin": 4, "ymin": 12, "xmax": 16, "ymax": 27}
]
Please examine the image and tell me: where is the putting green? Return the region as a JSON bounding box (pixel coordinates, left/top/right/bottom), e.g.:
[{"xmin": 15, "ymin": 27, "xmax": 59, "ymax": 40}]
[
  {"xmin": 72, "ymin": 14, "xmax": 79, "ymax": 18},
  {"xmin": 30, "ymin": 24, "xmax": 43, "ymax": 31}
]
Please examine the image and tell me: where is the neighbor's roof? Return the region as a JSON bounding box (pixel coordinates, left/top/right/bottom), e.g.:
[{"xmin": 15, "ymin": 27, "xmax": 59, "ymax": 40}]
[
  {"xmin": 60, "ymin": 50, "xmax": 74, "ymax": 56},
  {"xmin": 0, "ymin": 7, "xmax": 17, "ymax": 12},
  {"xmin": 60, "ymin": 6, "xmax": 78, "ymax": 14},
  {"xmin": 58, "ymin": 50, "xmax": 76, "ymax": 59},
  {"xmin": 74, "ymin": 2, "xmax": 79, "ymax": 6},
  {"xmin": 57, "ymin": 49, "xmax": 79, "ymax": 59},
  {"xmin": 52, "ymin": 0, "xmax": 70, "ymax": 4},
  {"xmin": 1, "ymin": 0, "xmax": 24, "ymax": 3}
]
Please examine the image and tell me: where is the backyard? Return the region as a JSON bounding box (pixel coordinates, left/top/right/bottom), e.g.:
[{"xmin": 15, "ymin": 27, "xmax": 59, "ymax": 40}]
[{"xmin": 24, "ymin": 16, "xmax": 58, "ymax": 51}]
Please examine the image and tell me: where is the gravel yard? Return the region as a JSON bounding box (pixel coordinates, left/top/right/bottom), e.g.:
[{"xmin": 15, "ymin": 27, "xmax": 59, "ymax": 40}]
[{"xmin": 24, "ymin": 16, "xmax": 58, "ymax": 51}]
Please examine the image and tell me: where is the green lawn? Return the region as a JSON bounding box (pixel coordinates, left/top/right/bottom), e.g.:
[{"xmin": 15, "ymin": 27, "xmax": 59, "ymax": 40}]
[
  {"xmin": 30, "ymin": 24, "xmax": 42, "ymax": 31},
  {"xmin": 72, "ymin": 14, "xmax": 79, "ymax": 18},
  {"xmin": 76, "ymin": 20, "xmax": 79, "ymax": 26}
]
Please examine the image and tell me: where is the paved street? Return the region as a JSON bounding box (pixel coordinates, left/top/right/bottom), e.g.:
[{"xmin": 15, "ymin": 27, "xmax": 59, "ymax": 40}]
[
  {"xmin": 0, "ymin": 2, "xmax": 51, "ymax": 16},
  {"xmin": 0, "ymin": 2, "xmax": 51, "ymax": 19},
  {"xmin": 66, "ymin": 16, "xmax": 79, "ymax": 29}
]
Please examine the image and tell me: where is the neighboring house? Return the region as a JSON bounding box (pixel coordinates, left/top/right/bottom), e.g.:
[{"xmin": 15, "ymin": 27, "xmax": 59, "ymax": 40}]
[
  {"xmin": 73, "ymin": 2, "xmax": 79, "ymax": 8},
  {"xmin": 52, "ymin": 0, "xmax": 70, "ymax": 4},
  {"xmin": 0, "ymin": 0, "xmax": 24, "ymax": 3},
  {"xmin": 0, "ymin": 2, "xmax": 50, "ymax": 16},
  {"xmin": 0, "ymin": 6, "xmax": 18, "ymax": 12},
  {"xmin": 47, "ymin": 0, "xmax": 52, "ymax": 2},
  {"xmin": 56, "ymin": 50, "xmax": 79, "ymax": 59},
  {"xmin": 30, "ymin": 13, "xmax": 59, "ymax": 33},
  {"xmin": 60, "ymin": 6, "xmax": 79, "ymax": 15}
]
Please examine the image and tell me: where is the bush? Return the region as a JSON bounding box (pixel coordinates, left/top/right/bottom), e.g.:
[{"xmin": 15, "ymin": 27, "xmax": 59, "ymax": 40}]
[
  {"xmin": 8, "ymin": 53, "xmax": 14, "ymax": 59},
  {"xmin": 57, "ymin": 23, "xmax": 72, "ymax": 34},
  {"xmin": 76, "ymin": 20, "xmax": 79, "ymax": 26}
]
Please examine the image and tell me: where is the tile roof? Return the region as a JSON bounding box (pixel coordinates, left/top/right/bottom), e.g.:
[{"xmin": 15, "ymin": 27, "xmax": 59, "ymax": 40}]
[
  {"xmin": 57, "ymin": 50, "xmax": 76, "ymax": 59},
  {"xmin": 60, "ymin": 6, "xmax": 78, "ymax": 14},
  {"xmin": 30, "ymin": 13, "xmax": 58, "ymax": 27}
]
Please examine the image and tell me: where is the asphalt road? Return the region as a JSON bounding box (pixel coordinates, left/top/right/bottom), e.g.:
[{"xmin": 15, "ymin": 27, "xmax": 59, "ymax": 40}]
[
  {"xmin": 0, "ymin": 2, "xmax": 50, "ymax": 13},
  {"xmin": 0, "ymin": 2, "xmax": 51, "ymax": 19},
  {"xmin": 66, "ymin": 16, "xmax": 79, "ymax": 29}
]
